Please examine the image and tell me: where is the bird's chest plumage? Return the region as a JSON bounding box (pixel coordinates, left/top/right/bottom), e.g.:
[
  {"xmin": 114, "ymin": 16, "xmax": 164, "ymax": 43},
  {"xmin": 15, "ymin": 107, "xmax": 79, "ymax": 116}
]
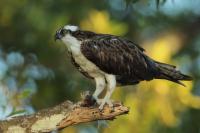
[
  {"xmin": 63, "ymin": 36, "xmax": 105, "ymax": 78},
  {"xmin": 72, "ymin": 50, "xmax": 105, "ymax": 78}
]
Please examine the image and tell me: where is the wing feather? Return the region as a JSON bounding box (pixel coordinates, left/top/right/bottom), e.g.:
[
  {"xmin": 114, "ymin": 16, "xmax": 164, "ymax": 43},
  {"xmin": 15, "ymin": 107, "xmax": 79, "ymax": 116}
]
[{"xmin": 81, "ymin": 34, "xmax": 154, "ymax": 81}]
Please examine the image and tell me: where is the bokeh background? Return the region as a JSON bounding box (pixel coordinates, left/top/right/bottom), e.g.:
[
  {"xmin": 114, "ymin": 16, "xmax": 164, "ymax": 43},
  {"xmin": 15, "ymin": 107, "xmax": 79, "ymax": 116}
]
[{"xmin": 0, "ymin": 0, "xmax": 200, "ymax": 133}]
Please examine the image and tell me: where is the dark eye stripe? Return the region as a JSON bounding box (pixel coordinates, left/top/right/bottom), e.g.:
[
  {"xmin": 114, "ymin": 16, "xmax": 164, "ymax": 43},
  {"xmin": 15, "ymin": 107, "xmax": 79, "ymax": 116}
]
[
  {"xmin": 60, "ymin": 29, "xmax": 71, "ymax": 35},
  {"xmin": 68, "ymin": 30, "xmax": 72, "ymax": 34},
  {"xmin": 61, "ymin": 29, "xmax": 66, "ymax": 35}
]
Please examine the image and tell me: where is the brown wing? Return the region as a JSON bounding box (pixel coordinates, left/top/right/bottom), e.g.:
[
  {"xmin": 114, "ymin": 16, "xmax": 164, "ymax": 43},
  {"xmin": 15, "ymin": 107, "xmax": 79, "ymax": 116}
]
[{"xmin": 81, "ymin": 34, "xmax": 157, "ymax": 82}]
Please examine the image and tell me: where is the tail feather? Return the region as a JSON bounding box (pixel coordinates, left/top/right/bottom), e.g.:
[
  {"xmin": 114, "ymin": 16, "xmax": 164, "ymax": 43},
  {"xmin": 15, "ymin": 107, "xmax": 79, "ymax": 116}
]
[{"xmin": 154, "ymin": 61, "xmax": 192, "ymax": 86}]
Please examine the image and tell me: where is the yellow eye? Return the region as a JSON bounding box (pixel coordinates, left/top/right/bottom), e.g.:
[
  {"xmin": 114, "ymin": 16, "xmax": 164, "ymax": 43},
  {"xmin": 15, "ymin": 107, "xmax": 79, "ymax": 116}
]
[
  {"xmin": 60, "ymin": 29, "xmax": 67, "ymax": 35},
  {"xmin": 61, "ymin": 29, "xmax": 72, "ymax": 35}
]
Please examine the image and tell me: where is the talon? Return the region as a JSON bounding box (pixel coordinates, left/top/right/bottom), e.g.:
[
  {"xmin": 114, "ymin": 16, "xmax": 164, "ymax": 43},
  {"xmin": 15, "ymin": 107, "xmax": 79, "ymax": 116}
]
[
  {"xmin": 99, "ymin": 101, "xmax": 106, "ymax": 111},
  {"xmin": 99, "ymin": 107, "xmax": 104, "ymax": 112},
  {"xmin": 97, "ymin": 98, "xmax": 114, "ymax": 111},
  {"xmin": 93, "ymin": 96, "xmax": 103, "ymax": 105},
  {"xmin": 106, "ymin": 100, "xmax": 114, "ymax": 112},
  {"xmin": 109, "ymin": 104, "xmax": 114, "ymax": 112},
  {"xmin": 107, "ymin": 100, "xmax": 113, "ymax": 107}
]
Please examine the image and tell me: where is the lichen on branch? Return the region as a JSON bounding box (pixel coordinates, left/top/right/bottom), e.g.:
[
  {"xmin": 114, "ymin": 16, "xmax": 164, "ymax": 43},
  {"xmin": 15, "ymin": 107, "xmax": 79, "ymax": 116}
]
[{"xmin": 0, "ymin": 92, "xmax": 129, "ymax": 133}]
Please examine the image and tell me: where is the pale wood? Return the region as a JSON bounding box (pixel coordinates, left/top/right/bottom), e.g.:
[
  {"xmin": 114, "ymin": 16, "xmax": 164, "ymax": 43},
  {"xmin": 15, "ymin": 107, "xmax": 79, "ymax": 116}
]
[{"xmin": 0, "ymin": 92, "xmax": 129, "ymax": 133}]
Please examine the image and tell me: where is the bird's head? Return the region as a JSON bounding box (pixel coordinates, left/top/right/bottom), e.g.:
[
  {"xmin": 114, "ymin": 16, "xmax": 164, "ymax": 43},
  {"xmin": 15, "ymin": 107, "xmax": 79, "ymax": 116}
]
[
  {"xmin": 54, "ymin": 25, "xmax": 79, "ymax": 42},
  {"xmin": 55, "ymin": 25, "xmax": 96, "ymax": 44}
]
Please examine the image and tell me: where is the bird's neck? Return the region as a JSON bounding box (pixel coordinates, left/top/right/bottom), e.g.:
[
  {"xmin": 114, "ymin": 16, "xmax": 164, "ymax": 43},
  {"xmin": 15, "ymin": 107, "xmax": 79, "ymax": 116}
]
[{"xmin": 62, "ymin": 35, "xmax": 81, "ymax": 55}]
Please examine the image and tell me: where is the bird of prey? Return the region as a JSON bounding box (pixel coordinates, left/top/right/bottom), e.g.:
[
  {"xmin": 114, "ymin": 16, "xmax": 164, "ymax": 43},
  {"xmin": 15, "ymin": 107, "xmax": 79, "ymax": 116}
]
[{"xmin": 55, "ymin": 25, "xmax": 192, "ymax": 110}]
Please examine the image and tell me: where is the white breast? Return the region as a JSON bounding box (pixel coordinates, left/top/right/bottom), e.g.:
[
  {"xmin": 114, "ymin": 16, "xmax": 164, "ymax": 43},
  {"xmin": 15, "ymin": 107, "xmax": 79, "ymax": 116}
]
[{"xmin": 61, "ymin": 34, "xmax": 105, "ymax": 78}]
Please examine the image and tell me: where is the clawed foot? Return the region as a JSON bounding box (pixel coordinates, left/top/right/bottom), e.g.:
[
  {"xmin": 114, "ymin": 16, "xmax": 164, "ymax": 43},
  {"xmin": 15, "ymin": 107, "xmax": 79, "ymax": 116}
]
[
  {"xmin": 93, "ymin": 96, "xmax": 114, "ymax": 112},
  {"xmin": 99, "ymin": 99, "xmax": 113, "ymax": 111}
]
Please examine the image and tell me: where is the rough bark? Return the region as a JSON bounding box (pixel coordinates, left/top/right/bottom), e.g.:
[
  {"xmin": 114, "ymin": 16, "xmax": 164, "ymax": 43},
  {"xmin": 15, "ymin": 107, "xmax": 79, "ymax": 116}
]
[{"xmin": 0, "ymin": 92, "xmax": 129, "ymax": 133}]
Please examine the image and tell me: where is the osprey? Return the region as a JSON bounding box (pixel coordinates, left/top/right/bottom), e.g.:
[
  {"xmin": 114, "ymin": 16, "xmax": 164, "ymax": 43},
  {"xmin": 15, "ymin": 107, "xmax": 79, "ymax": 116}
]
[{"xmin": 55, "ymin": 25, "xmax": 192, "ymax": 110}]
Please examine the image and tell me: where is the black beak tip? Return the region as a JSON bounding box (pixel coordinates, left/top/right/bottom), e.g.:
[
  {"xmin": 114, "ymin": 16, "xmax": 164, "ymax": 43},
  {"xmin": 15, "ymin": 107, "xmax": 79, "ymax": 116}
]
[{"xmin": 54, "ymin": 32, "xmax": 62, "ymax": 41}]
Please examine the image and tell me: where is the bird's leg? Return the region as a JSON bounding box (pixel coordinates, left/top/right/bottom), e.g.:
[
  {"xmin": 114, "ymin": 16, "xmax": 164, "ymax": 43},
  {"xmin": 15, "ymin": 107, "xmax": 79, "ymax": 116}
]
[
  {"xmin": 99, "ymin": 74, "xmax": 116, "ymax": 110},
  {"xmin": 92, "ymin": 76, "xmax": 105, "ymax": 105}
]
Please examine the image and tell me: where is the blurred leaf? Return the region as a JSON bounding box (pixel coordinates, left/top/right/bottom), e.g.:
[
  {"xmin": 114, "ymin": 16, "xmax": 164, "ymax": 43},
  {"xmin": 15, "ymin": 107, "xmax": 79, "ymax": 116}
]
[
  {"xmin": 156, "ymin": 0, "xmax": 167, "ymax": 9},
  {"xmin": 126, "ymin": 0, "xmax": 139, "ymax": 4},
  {"xmin": 8, "ymin": 108, "xmax": 26, "ymax": 117},
  {"xmin": 18, "ymin": 89, "xmax": 32, "ymax": 99},
  {"xmin": 124, "ymin": 0, "xmax": 139, "ymax": 8},
  {"xmin": 156, "ymin": 0, "xmax": 160, "ymax": 9},
  {"xmin": 80, "ymin": 10, "xmax": 128, "ymax": 35}
]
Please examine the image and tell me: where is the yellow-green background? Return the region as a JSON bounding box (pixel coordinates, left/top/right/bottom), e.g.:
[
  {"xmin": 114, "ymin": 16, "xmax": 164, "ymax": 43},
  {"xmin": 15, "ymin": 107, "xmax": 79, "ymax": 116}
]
[{"xmin": 0, "ymin": 0, "xmax": 199, "ymax": 133}]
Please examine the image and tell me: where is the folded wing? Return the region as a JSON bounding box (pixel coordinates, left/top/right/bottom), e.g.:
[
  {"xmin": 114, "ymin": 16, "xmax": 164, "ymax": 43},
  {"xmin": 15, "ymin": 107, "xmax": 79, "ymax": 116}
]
[{"xmin": 80, "ymin": 34, "xmax": 156, "ymax": 82}]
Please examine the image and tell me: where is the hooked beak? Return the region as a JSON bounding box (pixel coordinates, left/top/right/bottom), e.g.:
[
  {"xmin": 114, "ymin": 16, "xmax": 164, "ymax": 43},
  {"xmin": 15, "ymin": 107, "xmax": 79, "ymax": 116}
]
[{"xmin": 54, "ymin": 31, "xmax": 62, "ymax": 41}]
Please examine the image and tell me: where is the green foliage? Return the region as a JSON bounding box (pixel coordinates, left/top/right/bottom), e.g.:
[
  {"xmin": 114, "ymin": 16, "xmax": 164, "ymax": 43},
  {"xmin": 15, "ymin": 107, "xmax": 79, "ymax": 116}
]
[
  {"xmin": 124, "ymin": 0, "xmax": 168, "ymax": 8},
  {"xmin": 0, "ymin": 0, "xmax": 200, "ymax": 133},
  {"xmin": 156, "ymin": 0, "xmax": 167, "ymax": 8},
  {"xmin": 7, "ymin": 108, "xmax": 26, "ymax": 117},
  {"xmin": 18, "ymin": 89, "xmax": 32, "ymax": 99}
]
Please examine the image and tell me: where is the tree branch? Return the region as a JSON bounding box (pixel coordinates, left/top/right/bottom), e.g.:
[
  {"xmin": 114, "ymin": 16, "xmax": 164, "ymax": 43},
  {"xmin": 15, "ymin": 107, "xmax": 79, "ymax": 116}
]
[{"xmin": 0, "ymin": 92, "xmax": 129, "ymax": 133}]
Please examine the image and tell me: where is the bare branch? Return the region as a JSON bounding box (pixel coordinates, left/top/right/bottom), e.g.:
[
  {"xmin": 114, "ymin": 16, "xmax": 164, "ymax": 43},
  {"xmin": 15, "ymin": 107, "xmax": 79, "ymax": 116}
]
[{"xmin": 0, "ymin": 92, "xmax": 129, "ymax": 133}]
